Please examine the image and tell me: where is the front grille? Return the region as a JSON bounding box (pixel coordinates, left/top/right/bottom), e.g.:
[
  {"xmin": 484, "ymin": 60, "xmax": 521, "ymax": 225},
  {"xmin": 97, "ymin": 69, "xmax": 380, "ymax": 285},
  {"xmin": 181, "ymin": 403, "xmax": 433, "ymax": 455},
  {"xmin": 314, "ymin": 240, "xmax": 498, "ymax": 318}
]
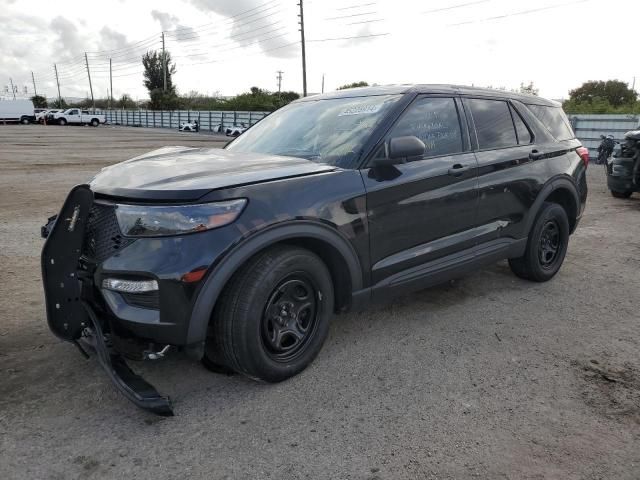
[{"xmin": 83, "ymin": 203, "xmax": 135, "ymax": 263}]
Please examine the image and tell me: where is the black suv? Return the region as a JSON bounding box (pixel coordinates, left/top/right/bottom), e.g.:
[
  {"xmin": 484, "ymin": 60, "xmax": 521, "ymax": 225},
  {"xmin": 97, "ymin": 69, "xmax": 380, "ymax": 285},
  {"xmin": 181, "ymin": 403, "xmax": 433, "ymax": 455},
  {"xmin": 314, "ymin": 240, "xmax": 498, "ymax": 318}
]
[{"xmin": 42, "ymin": 85, "xmax": 588, "ymax": 414}]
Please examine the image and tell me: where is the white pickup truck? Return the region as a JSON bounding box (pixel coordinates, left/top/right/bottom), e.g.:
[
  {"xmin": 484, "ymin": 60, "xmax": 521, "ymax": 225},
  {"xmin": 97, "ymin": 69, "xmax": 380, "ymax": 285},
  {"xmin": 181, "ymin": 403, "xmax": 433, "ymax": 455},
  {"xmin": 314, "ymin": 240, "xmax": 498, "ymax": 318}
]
[{"xmin": 52, "ymin": 108, "xmax": 106, "ymax": 127}]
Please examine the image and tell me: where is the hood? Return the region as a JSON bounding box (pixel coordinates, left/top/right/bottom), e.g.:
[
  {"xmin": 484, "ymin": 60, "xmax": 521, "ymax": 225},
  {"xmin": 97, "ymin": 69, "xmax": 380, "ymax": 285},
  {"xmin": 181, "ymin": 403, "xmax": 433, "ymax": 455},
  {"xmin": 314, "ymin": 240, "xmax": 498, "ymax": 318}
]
[{"xmin": 90, "ymin": 146, "xmax": 336, "ymax": 201}]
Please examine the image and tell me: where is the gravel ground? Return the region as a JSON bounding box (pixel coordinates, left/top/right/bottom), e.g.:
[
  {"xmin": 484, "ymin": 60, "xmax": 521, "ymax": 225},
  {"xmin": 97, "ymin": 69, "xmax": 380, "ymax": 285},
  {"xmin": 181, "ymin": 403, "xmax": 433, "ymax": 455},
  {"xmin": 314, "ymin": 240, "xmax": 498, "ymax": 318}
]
[{"xmin": 0, "ymin": 125, "xmax": 639, "ymax": 480}]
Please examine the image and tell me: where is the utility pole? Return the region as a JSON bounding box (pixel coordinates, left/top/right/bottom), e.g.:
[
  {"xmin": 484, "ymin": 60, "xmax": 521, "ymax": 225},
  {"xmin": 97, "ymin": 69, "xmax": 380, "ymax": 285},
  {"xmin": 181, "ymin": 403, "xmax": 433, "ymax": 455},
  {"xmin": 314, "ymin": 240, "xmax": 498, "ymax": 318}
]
[
  {"xmin": 84, "ymin": 52, "xmax": 95, "ymax": 111},
  {"xmin": 321, "ymin": 74, "xmax": 325, "ymax": 94},
  {"xmin": 276, "ymin": 70, "xmax": 283, "ymax": 94},
  {"xmin": 9, "ymin": 78, "xmax": 16, "ymax": 99},
  {"xmin": 109, "ymin": 58, "xmax": 113, "ymax": 109},
  {"xmin": 632, "ymin": 76, "xmax": 636, "ymax": 92},
  {"xmin": 31, "ymin": 71, "xmax": 37, "ymax": 97},
  {"xmin": 297, "ymin": 0, "xmax": 307, "ymax": 97},
  {"xmin": 54, "ymin": 64, "xmax": 62, "ymax": 107},
  {"xmin": 162, "ymin": 32, "xmax": 167, "ymax": 92}
]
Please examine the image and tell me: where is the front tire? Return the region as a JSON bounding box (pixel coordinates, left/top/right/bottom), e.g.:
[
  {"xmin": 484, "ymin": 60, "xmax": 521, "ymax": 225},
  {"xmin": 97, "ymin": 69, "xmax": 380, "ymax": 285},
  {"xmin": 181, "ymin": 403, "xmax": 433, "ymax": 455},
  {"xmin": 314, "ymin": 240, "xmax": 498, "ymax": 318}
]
[
  {"xmin": 206, "ymin": 246, "xmax": 334, "ymax": 382},
  {"xmin": 58, "ymin": 118, "xmax": 67, "ymax": 126},
  {"xmin": 611, "ymin": 190, "xmax": 632, "ymax": 198},
  {"xmin": 509, "ymin": 202, "xmax": 569, "ymax": 282}
]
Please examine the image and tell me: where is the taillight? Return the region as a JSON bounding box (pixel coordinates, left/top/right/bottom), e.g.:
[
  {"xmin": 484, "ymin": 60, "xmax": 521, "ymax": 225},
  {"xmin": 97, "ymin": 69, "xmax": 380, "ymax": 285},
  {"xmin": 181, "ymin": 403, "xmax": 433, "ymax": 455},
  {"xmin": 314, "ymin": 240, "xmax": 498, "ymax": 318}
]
[{"xmin": 576, "ymin": 146, "xmax": 589, "ymax": 168}]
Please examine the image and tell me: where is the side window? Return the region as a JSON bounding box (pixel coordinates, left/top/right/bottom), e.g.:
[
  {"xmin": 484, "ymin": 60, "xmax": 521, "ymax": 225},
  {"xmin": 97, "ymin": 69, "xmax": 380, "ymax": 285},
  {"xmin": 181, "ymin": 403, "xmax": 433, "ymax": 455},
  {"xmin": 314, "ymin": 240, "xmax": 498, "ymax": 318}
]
[
  {"xmin": 70, "ymin": 110, "xmax": 78, "ymax": 115},
  {"xmin": 510, "ymin": 105, "xmax": 532, "ymax": 145},
  {"xmin": 468, "ymin": 99, "xmax": 517, "ymax": 149},
  {"xmin": 384, "ymin": 97, "xmax": 463, "ymax": 160}
]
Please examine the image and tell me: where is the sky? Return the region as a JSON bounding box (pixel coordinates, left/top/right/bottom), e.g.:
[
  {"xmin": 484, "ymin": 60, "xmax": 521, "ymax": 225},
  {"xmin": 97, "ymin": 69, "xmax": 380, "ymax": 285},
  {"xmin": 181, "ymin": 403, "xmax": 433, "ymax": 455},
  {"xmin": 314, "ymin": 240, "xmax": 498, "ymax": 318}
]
[{"xmin": 0, "ymin": 0, "xmax": 636, "ymax": 102}]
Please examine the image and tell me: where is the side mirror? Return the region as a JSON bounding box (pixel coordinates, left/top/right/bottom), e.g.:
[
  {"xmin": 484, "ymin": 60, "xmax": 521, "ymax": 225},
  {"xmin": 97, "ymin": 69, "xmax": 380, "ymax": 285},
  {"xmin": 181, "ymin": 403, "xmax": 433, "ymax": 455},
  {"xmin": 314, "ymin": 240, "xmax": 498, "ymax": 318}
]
[{"xmin": 372, "ymin": 136, "xmax": 425, "ymax": 166}]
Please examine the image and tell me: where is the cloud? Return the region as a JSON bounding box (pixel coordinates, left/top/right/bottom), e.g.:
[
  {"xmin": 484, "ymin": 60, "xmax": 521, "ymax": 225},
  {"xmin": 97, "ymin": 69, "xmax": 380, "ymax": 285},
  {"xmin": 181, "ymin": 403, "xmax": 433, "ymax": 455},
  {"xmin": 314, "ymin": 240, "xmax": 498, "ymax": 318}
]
[
  {"xmin": 151, "ymin": 10, "xmax": 199, "ymax": 42},
  {"xmin": 99, "ymin": 26, "xmax": 129, "ymax": 51},
  {"xmin": 50, "ymin": 16, "xmax": 85, "ymax": 60},
  {"xmin": 151, "ymin": 10, "xmax": 179, "ymax": 31},
  {"xmin": 189, "ymin": 0, "xmax": 297, "ymax": 58}
]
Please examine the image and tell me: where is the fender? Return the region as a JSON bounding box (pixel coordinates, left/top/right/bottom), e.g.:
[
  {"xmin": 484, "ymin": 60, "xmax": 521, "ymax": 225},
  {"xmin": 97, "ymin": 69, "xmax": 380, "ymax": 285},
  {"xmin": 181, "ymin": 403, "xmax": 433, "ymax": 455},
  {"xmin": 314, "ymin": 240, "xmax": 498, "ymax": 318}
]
[
  {"xmin": 185, "ymin": 220, "xmax": 364, "ymax": 351},
  {"xmin": 523, "ymin": 175, "xmax": 580, "ymax": 235}
]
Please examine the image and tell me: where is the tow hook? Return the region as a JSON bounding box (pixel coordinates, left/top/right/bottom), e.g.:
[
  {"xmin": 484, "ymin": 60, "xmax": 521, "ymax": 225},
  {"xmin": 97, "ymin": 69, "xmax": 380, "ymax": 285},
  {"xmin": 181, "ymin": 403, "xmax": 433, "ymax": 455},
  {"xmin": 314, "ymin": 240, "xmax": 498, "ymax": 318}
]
[{"xmin": 144, "ymin": 345, "xmax": 171, "ymax": 360}]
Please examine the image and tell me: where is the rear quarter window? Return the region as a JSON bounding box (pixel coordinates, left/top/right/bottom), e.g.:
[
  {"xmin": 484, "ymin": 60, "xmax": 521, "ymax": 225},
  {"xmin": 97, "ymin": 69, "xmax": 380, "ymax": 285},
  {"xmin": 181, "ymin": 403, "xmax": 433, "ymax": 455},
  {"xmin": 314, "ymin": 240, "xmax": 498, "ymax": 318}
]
[{"xmin": 526, "ymin": 104, "xmax": 575, "ymax": 141}]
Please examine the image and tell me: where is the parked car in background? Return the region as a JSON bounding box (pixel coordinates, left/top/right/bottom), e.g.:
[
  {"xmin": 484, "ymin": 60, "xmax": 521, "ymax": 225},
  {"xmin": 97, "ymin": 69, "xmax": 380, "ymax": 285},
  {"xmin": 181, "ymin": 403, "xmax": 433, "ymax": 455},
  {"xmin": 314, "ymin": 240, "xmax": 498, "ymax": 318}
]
[
  {"xmin": 179, "ymin": 120, "xmax": 199, "ymax": 132},
  {"xmin": 37, "ymin": 109, "xmax": 62, "ymax": 123},
  {"xmin": 0, "ymin": 99, "xmax": 35, "ymax": 124},
  {"xmin": 225, "ymin": 123, "xmax": 247, "ymax": 137},
  {"xmin": 52, "ymin": 108, "xmax": 106, "ymax": 126},
  {"xmin": 41, "ymin": 85, "xmax": 588, "ymax": 415},
  {"xmin": 33, "ymin": 108, "xmax": 46, "ymax": 121}
]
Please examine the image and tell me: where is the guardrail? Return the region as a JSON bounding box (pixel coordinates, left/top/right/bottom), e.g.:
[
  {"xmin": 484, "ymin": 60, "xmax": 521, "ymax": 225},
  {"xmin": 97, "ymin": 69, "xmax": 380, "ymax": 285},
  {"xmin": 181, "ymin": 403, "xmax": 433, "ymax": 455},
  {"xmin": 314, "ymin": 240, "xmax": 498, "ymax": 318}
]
[{"xmin": 98, "ymin": 109, "xmax": 270, "ymax": 132}]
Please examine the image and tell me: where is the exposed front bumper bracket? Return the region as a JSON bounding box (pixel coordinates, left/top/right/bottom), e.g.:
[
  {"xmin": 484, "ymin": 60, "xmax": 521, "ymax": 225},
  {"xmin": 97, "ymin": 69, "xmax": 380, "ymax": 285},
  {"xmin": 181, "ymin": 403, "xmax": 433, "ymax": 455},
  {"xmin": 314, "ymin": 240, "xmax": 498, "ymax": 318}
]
[{"xmin": 81, "ymin": 301, "xmax": 174, "ymax": 416}]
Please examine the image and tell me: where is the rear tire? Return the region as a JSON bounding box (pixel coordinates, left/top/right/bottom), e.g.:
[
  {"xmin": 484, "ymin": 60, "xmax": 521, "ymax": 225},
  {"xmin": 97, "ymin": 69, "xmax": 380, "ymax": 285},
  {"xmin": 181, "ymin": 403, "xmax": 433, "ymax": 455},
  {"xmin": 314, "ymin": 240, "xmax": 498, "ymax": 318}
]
[
  {"xmin": 611, "ymin": 190, "xmax": 632, "ymax": 198},
  {"xmin": 205, "ymin": 246, "xmax": 334, "ymax": 382},
  {"xmin": 509, "ymin": 202, "xmax": 569, "ymax": 282},
  {"xmin": 20, "ymin": 117, "xmax": 29, "ymax": 125},
  {"xmin": 90, "ymin": 118, "xmax": 99, "ymax": 127}
]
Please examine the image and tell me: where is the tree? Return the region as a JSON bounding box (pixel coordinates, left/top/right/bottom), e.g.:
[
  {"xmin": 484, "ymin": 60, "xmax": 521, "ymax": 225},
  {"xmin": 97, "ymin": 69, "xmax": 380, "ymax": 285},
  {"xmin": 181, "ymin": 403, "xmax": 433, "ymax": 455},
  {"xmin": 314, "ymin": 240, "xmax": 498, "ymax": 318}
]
[
  {"xmin": 568, "ymin": 80, "xmax": 637, "ymax": 108},
  {"xmin": 51, "ymin": 98, "xmax": 67, "ymax": 109},
  {"xmin": 142, "ymin": 50, "xmax": 178, "ymax": 109},
  {"xmin": 518, "ymin": 81, "xmax": 539, "ymax": 96},
  {"xmin": 337, "ymin": 81, "xmax": 369, "ymax": 90},
  {"xmin": 117, "ymin": 94, "xmax": 135, "ymax": 109},
  {"xmin": 30, "ymin": 95, "xmax": 47, "ymax": 108}
]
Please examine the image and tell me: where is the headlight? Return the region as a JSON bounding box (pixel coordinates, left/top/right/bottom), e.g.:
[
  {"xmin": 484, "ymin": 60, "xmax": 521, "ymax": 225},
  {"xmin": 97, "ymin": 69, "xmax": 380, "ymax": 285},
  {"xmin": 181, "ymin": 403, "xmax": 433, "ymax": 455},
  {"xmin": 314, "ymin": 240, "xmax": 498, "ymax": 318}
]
[{"xmin": 115, "ymin": 199, "xmax": 247, "ymax": 237}]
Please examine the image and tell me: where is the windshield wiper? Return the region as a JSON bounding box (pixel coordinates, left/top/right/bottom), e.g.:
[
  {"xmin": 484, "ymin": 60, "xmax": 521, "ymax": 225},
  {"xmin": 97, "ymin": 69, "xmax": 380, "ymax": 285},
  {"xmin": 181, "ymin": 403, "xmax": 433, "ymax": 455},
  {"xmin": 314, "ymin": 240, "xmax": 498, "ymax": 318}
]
[{"xmin": 278, "ymin": 149, "xmax": 323, "ymax": 161}]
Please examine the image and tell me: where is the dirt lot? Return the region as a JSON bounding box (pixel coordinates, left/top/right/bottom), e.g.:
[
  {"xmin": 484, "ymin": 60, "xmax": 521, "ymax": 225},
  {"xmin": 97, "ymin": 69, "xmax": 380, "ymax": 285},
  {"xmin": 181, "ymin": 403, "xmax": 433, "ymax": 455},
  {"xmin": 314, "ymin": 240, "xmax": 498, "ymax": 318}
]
[{"xmin": 1, "ymin": 124, "xmax": 639, "ymax": 479}]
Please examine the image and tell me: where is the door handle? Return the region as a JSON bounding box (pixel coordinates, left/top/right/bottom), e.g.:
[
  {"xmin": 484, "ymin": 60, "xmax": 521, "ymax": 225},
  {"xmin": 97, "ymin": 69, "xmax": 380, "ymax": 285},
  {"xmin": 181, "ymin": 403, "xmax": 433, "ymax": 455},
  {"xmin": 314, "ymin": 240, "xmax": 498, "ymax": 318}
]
[
  {"xmin": 529, "ymin": 149, "xmax": 545, "ymax": 161},
  {"xmin": 447, "ymin": 163, "xmax": 470, "ymax": 176}
]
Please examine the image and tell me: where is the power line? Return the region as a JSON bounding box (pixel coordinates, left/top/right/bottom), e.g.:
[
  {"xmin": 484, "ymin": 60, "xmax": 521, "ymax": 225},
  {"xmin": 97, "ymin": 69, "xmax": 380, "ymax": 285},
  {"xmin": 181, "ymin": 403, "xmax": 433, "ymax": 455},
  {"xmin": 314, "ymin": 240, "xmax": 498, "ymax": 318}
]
[
  {"xmin": 166, "ymin": 8, "xmax": 286, "ymax": 42},
  {"xmin": 167, "ymin": 0, "xmax": 282, "ymax": 36},
  {"xmin": 450, "ymin": 0, "xmax": 589, "ymax": 26},
  {"xmin": 337, "ymin": 2, "xmax": 376, "ymax": 10},
  {"xmin": 422, "ymin": 0, "xmax": 491, "ymax": 14},
  {"xmin": 325, "ymin": 11, "xmax": 377, "ymax": 20},
  {"xmin": 171, "ymin": 25, "xmax": 294, "ymax": 58},
  {"xmin": 307, "ymin": 32, "xmax": 390, "ymax": 42}
]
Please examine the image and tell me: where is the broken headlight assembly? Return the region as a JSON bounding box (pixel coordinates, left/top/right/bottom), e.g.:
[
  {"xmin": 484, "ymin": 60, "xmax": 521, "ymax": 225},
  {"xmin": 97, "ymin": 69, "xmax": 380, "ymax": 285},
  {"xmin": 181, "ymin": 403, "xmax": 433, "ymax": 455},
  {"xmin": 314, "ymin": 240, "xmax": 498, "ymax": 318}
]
[{"xmin": 115, "ymin": 199, "xmax": 247, "ymax": 237}]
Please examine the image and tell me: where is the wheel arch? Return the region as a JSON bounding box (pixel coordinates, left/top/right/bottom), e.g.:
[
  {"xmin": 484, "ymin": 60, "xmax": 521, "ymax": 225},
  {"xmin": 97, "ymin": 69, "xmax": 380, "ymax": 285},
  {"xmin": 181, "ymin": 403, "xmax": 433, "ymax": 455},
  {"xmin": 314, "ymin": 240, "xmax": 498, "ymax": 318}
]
[
  {"xmin": 186, "ymin": 221, "xmax": 364, "ymax": 350},
  {"xmin": 526, "ymin": 177, "xmax": 580, "ymax": 234}
]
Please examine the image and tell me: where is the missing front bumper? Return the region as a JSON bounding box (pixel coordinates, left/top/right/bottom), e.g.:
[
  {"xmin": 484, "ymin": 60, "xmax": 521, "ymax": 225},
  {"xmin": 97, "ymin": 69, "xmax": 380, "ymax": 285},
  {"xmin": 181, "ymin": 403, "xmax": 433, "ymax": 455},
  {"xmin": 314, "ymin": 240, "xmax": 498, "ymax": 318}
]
[{"xmin": 80, "ymin": 301, "xmax": 174, "ymax": 416}]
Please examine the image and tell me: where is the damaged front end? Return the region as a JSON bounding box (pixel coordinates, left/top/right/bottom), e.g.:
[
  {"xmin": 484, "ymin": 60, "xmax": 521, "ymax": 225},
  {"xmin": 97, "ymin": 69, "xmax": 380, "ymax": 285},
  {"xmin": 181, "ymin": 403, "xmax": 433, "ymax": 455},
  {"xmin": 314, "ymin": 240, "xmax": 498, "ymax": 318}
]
[{"xmin": 41, "ymin": 185, "xmax": 173, "ymax": 416}]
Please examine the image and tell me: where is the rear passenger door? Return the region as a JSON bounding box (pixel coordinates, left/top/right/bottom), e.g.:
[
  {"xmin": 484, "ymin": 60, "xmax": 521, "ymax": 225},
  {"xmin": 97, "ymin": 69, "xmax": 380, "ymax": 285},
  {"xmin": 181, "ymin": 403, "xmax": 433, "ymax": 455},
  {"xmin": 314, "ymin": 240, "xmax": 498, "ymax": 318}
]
[{"xmin": 464, "ymin": 97, "xmax": 537, "ymax": 243}]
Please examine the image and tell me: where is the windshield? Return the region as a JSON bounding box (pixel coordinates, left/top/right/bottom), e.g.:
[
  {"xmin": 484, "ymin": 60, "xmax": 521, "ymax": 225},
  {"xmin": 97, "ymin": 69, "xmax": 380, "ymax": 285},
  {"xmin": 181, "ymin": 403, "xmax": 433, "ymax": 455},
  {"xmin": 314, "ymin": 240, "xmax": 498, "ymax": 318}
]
[{"xmin": 226, "ymin": 94, "xmax": 401, "ymax": 168}]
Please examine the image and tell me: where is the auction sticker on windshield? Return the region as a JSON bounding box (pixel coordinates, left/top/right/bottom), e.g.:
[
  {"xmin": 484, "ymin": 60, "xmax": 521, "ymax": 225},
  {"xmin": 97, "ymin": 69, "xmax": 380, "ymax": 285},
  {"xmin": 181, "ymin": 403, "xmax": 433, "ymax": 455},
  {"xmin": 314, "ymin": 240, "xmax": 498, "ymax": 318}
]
[{"xmin": 338, "ymin": 103, "xmax": 383, "ymax": 116}]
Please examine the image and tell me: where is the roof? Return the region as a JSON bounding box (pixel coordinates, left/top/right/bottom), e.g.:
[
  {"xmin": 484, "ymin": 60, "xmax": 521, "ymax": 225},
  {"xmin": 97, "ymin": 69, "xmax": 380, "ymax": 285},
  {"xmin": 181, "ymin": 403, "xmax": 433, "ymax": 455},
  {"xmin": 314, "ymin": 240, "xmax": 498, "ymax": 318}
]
[{"xmin": 297, "ymin": 84, "xmax": 560, "ymax": 107}]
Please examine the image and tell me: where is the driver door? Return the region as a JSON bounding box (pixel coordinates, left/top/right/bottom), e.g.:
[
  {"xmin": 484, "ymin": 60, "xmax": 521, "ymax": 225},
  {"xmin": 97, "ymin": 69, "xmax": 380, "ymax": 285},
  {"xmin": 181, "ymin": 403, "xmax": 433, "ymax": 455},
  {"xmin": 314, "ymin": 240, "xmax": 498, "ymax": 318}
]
[
  {"xmin": 361, "ymin": 95, "xmax": 479, "ymax": 287},
  {"xmin": 67, "ymin": 109, "xmax": 81, "ymax": 123}
]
